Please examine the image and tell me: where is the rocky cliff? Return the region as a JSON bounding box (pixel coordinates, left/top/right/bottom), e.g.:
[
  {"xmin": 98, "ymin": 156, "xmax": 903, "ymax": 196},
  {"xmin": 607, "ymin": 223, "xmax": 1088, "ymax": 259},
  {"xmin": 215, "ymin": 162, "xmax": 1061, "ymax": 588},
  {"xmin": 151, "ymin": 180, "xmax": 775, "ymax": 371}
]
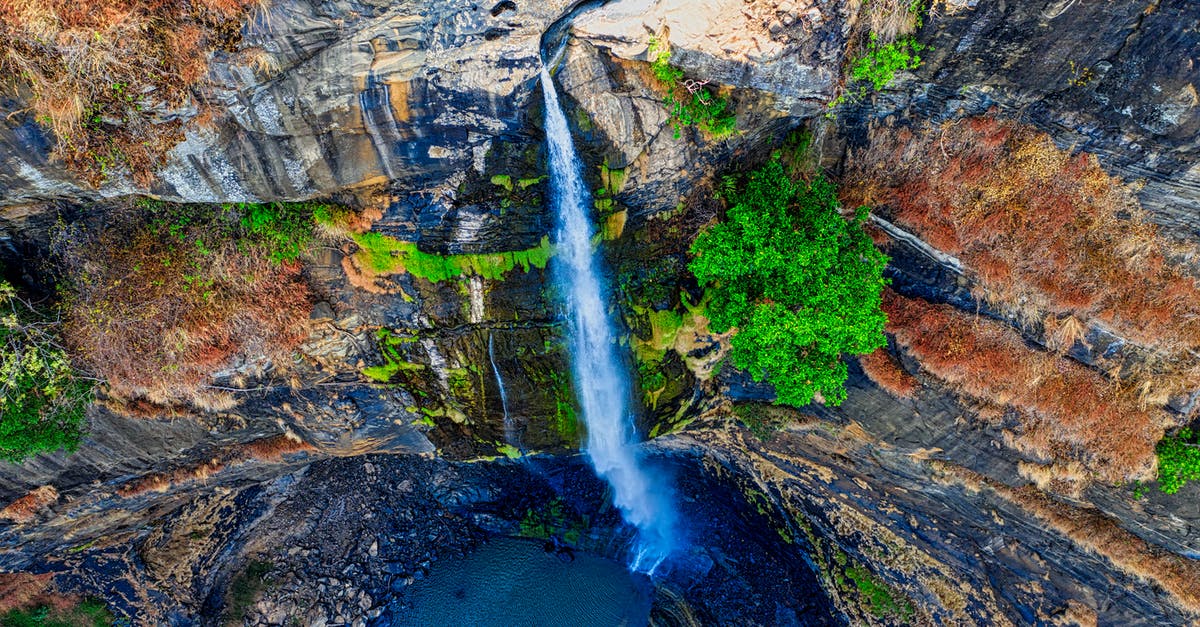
[{"xmin": 2, "ymin": 0, "xmax": 1200, "ymax": 625}]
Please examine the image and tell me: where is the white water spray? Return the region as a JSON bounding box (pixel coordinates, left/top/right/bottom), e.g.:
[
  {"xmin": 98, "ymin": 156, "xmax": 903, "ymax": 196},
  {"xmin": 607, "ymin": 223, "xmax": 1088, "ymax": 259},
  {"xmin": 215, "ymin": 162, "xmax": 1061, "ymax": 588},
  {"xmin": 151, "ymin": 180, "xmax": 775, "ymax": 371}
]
[{"xmin": 540, "ymin": 67, "xmax": 676, "ymax": 573}]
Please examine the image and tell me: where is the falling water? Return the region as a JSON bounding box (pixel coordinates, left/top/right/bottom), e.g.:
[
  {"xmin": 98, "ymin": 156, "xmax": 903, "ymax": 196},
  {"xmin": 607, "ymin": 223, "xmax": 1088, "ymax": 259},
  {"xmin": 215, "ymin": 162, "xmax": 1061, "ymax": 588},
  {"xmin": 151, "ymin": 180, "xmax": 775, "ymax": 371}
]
[
  {"xmin": 540, "ymin": 67, "xmax": 676, "ymax": 573},
  {"xmin": 488, "ymin": 332, "xmax": 517, "ymax": 450}
]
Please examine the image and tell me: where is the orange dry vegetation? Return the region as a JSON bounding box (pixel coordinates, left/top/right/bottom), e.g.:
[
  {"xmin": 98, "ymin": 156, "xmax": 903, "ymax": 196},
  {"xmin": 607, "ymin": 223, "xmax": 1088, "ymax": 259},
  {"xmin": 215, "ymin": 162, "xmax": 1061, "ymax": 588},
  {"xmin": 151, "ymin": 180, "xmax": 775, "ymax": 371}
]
[
  {"xmin": 858, "ymin": 348, "xmax": 919, "ymax": 399},
  {"xmin": 0, "ymin": 0, "xmax": 266, "ymax": 184},
  {"xmin": 0, "ymin": 485, "xmax": 58, "ymax": 523},
  {"xmin": 844, "ymin": 117, "xmax": 1200, "ymax": 356},
  {"xmin": 885, "ymin": 290, "xmax": 1164, "ymax": 482},
  {"xmin": 0, "ymin": 573, "xmax": 61, "ymax": 614},
  {"xmin": 62, "ymin": 218, "xmax": 311, "ymax": 410},
  {"xmin": 117, "ymin": 434, "xmax": 313, "ymax": 497}
]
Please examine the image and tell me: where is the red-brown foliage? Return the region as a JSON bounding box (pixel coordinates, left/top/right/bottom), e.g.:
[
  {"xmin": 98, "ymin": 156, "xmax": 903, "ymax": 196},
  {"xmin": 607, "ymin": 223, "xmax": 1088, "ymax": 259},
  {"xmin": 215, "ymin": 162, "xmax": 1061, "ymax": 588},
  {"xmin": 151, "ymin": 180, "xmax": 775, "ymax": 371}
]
[
  {"xmin": 844, "ymin": 117, "xmax": 1200, "ymax": 356},
  {"xmin": 858, "ymin": 349, "xmax": 919, "ymax": 399},
  {"xmin": 0, "ymin": 0, "xmax": 266, "ymax": 184},
  {"xmin": 885, "ymin": 291, "xmax": 1164, "ymax": 482},
  {"xmin": 0, "ymin": 486, "xmax": 58, "ymax": 523},
  {"xmin": 61, "ymin": 207, "xmax": 312, "ymax": 409}
]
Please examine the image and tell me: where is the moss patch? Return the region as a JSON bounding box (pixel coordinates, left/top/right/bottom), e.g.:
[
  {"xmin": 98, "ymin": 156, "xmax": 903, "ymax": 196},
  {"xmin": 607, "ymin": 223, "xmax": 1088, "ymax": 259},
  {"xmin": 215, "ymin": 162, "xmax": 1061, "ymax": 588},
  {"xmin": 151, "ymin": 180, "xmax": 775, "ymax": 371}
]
[{"xmin": 351, "ymin": 232, "xmax": 552, "ymax": 283}]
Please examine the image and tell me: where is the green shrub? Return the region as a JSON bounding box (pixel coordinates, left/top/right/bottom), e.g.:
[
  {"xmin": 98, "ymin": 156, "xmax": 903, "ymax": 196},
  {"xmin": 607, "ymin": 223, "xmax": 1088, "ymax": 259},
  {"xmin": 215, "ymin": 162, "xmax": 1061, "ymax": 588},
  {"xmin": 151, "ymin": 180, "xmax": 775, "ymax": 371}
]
[
  {"xmin": 851, "ymin": 33, "xmax": 926, "ymax": 91},
  {"xmin": 0, "ymin": 280, "xmax": 93, "ymax": 463},
  {"xmin": 649, "ymin": 39, "xmax": 737, "ymax": 138},
  {"xmin": 1, "ymin": 598, "xmax": 113, "ymax": 627},
  {"xmin": 237, "ymin": 202, "xmax": 316, "ymax": 263},
  {"xmin": 1156, "ymin": 428, "xmax": 1200, "ymax": 494},
  {"xmin": 689, "ymin": 158, "xmax": 888, "ymax": 407},
  {"xmin": 223, "ymin": 560, "xmax": 273, "ymax": 625}
]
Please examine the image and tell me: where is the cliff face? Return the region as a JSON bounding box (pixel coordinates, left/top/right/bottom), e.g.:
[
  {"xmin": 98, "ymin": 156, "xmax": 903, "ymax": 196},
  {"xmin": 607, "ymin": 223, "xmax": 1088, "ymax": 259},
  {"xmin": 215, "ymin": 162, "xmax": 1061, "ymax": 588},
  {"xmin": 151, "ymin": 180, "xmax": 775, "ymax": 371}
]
[{"xmin": 2, "ymin": 0, "xmax": 1200, "ymax": 625}]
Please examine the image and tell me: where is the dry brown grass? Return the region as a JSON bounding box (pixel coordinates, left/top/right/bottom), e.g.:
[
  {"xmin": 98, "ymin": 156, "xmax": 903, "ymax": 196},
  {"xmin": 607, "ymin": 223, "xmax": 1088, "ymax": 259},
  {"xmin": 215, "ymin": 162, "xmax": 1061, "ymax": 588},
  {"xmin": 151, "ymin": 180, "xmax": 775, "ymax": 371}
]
[
  {"xmin": 935, "ymin": 461, "xmax": 1200, "ymax": 616},
  {"xmin": 0, "ymin": 486, "xmax": 58, "ymax": 522},
  {"xmin": 858, "ymin": 348, "xmax": 919, "ymax": 399},
  {"xmin": 0, "ymin": 0, "xmax": 267, "ymax": 185},
  {"xmin": 844, "ymin": 117, "xmax": 1200, "ymax": 359},
  {"xmin": 884, "ymin": 290, "xmax": 1165, "ymax": 482},
  {"xmin": 116, "ymin": 434, "xmax": 313, "ymax": 497},
  {"xmin": 0, "ymin": 573, "xmax": 56, "ymax": 613},
  {"xmin": 60, "ymin": 205, "xmax": 311, "ymax": 410}
]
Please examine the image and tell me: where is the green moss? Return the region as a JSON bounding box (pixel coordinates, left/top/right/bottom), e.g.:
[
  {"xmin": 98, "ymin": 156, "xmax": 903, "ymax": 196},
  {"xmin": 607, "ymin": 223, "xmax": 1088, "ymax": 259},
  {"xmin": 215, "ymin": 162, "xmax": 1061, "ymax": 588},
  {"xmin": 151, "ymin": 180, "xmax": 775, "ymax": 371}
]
[
  {"xmin": 489, "ymin": 174, "xmax": 513, "ymax": 192},
  {"xmin": 733, "ymin": 402, "xmax": 793, "ymax": 441},
  {"xmin": 844, "ymin": 563, "xmax": 916, "ymax": 621},
  {"xmin": 497, "ymin": 443, "xmax": 522, "ymax": 459},
  {"xmin": 361, "ymin": 328, "xmax": 424, "ymax": 383},
  {"xmin": 351, "ymin": 233, "xmax": 552, "ymax": 283}
]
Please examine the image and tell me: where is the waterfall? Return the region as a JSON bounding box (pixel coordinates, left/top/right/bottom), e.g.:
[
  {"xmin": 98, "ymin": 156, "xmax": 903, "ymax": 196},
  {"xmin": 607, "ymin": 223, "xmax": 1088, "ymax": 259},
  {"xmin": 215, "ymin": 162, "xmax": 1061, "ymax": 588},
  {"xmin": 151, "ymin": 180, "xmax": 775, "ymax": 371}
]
[
  {"xmin": 539, "ymin": 67, "xmax": 676, "ymax": 573},
  {"xmin": 488, "ymin": 332, "xmax": 517, "ymax": 451}
]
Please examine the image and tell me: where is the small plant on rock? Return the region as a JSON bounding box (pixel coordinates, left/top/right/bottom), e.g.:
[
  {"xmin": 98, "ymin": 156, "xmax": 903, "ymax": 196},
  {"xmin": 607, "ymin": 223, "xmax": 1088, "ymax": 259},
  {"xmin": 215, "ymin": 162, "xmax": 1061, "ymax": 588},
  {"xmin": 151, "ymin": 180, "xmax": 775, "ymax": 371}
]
[
  {"xmin": 648, "ymin": 38, "xmax": 737, "ymax": 139},
  {"xmin": 850, "ymin": 33, "xmax": 926, "ymax": 91},
  {"xmin": 1156, "ymin": 428, "xmax": 1200, "ymax": 494}
]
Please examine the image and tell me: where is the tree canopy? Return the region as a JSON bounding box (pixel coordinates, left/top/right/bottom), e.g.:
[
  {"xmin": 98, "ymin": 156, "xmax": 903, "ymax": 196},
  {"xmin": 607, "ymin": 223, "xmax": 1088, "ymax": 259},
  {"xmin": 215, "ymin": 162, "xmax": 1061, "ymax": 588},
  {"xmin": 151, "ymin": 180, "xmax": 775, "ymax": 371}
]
[{"xmin": 689, "ymin": 158, "xmax": 888, "ymax": 407}]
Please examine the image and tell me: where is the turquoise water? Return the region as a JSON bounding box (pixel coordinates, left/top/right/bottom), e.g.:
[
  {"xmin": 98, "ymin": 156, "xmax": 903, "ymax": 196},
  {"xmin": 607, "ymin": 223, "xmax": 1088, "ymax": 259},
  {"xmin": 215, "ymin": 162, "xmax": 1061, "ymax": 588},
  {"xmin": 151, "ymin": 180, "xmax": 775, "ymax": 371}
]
[{"xmin": 392, "ymin": 537, "xmax": 653, "ymax": 626}]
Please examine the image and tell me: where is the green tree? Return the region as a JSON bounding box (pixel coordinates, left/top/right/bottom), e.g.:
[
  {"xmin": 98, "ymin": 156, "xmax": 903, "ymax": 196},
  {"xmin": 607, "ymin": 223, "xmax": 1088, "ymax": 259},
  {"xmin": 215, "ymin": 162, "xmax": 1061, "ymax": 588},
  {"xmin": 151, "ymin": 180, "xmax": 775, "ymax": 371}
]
[
  {"xmin": 0, "ymin": 280, "xmax": 92, "ymax": 462},
  {"xmin": 689, "ymin": 158, "xmax": 888, "ymax": 407}
]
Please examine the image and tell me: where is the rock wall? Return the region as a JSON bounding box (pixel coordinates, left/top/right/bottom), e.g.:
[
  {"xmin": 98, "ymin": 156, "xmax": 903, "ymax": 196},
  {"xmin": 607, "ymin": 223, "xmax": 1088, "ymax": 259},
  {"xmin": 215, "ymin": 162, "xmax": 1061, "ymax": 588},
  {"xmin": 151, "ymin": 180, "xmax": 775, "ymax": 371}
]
[{"xmin": 2, "ymin": 0, "xmax": 1200, "ymax": 624}]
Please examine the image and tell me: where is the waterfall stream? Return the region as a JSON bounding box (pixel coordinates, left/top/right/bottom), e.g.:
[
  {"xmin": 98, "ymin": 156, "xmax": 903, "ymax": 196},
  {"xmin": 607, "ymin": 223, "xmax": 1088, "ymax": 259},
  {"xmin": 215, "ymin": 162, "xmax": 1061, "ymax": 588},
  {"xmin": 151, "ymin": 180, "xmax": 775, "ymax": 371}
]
[
  {"xmin": 488, "ymin": 332, "xmax": 517, "ymax": 451},
  {"xmin": 540, "ymin": 67, "xmax": 676, "ymax": 573}
]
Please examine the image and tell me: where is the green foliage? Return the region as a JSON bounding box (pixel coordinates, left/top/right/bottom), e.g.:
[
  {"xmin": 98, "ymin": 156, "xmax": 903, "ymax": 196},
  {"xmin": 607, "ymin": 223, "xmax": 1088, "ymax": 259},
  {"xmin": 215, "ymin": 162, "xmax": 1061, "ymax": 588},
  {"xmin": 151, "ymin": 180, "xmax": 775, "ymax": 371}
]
[
  {"xmin": 141, "ymin": 198, "xmax": 328, "ymax": 264},
  {"xmin": 237, "ymin": 202, "xmax": 316, "ymax": 263},
  {"xmin": 223, "ymin": 560, "xmax": 273, "ymax": 625},
  {"xmin": 0, "ymin": 280, "xmax": 93, "ymax": 463},
  {"xmin": 1156, "ymin": 428, "xmax": 1200, "ymax": 494},
  {"xmin": 648, "ymin": 38, "xmax": 737, "ymax": 139},
  {"xmin": 1, "ymin": 598, "xmax": 113, "ymax": 627},
  {"xmin": 351, "ymin": 232, "xmax": 553, "ymax": 282},
  {"xmin": 689, "ymin": 158, "xmax": 888, "ymax": 407},
  {"xmin": 518, "ymin": 497, "xmax": 588, "ymax": 545},
  {"xmin": 850, "ymin": 33, "xmax": 926, "ymax": 91}
]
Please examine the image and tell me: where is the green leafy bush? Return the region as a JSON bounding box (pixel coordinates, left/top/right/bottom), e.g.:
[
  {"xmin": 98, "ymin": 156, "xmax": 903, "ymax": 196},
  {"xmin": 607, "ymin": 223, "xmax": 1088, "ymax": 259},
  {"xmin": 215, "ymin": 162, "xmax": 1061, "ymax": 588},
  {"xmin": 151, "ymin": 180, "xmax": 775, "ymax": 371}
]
[
  {"xmin": 850, "ymin": 33, "xmax": 926, "ymax": 90},
  {"xmin": 0, "ymin": 280, "xmax": 93, "ymax": 463},
  {"xmin": 1156, "ymin": 428, "xmax": 1200, "ymax": 494},
  {"xmin": 237, "ymin": 202, "xmax": 316, "ymax": 263},
  {"xmin": 689, "ymin": 158, "xmax": 888, "ymax": 407},
  {"xmin": 649, "ymin": 39, "xmax": 736, "ymax": 138},
  {"xmin": 0, "ymin": 598, "xmax": 112, "ymax": 627}
]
